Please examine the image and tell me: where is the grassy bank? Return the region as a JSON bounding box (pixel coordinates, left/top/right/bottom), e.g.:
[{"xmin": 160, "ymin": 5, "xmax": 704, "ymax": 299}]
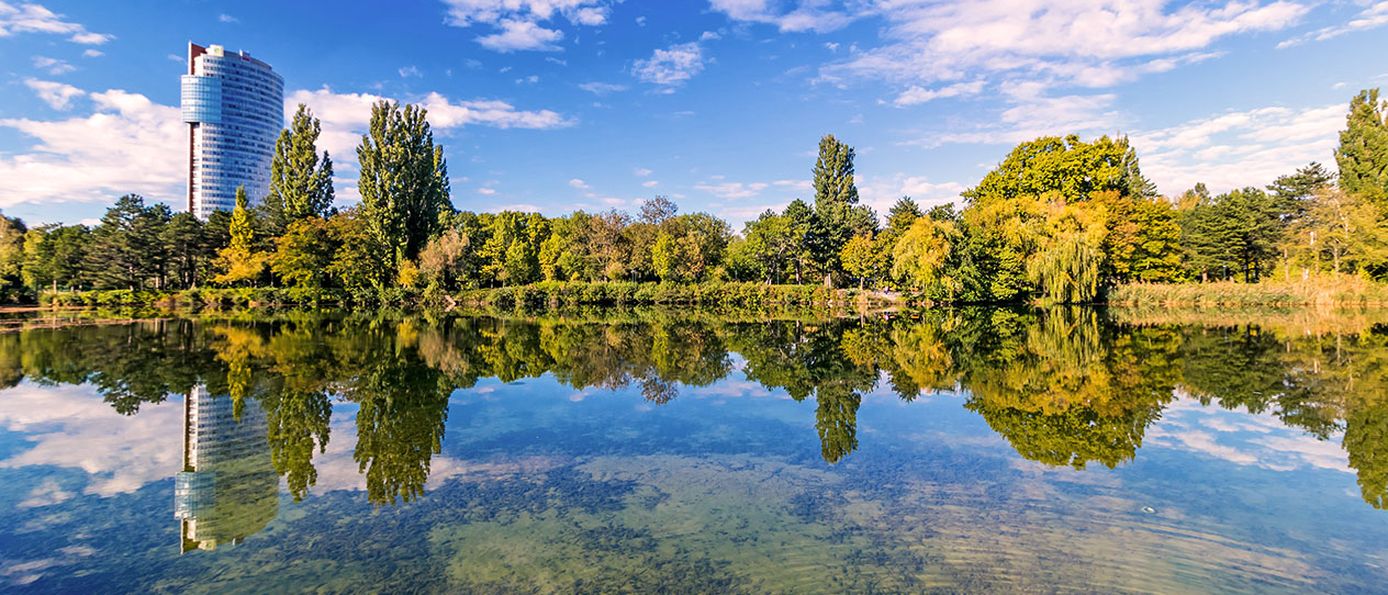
[
  {"xmin": 37, "ymin": 282, "xmax": 897, "ymax": 311},
  {"xmin": 1109, "ymin": 277, "xmax": 1388, "ymax": 307},
  {"xmin": 453, "ymin": 281, "xmax": 890, "ymax": 309},
  {"xmin": 40, "ymin": 287, "xmax": 351, "ymax": 309}
]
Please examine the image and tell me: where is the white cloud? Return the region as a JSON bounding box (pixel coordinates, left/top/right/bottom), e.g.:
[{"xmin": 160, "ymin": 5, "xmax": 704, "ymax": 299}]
[
  {"xmin": 642, "ymin": 180, "xmax": 659, "ymax": 188},
  {"xmin": 633, "ymin": 42, "xmax": 705, "ymax": 87},
  {"xmin": 1278, "ymin": 1, "xmax": 1388, "ymax": 47},
  {"xmin": 634, "ymin": 167, "xmax": 653, "ymax": 177},
  {"xmin": 578, "ymin": 81, "xmax": 628, "ymax": 95},
  {"xmin": 442, "ymin": 0, "xmax": 611, "ymax": 51},
  {"xmin": 0, "ymin": 383, "xmax": 183, "ymax": 497},
  {"xmin": 288, "ymin": 87, "xmax": 575, "ymax": 158},
  {"xmin": 24, "ymin": 78, "xmax": 83, "ymax": 110},
  {"xmin": 568, "ymin": 177, "xmax": 589, "ymax": 189},
  {"xmin": 32, "ymin": 55, "xmax": 74, "ymax": 75},
  {"xmin": 907, "ymin": 87, "xmax": 1121, "ymax": 147},
  {"xmin": 477, "ymin": 18, "xmax": 565, "ymax": 52},
  {"xmin": 1130, "ymin": 102, "xmax": 1344, "ymax": 196},
  {"xmin": 0, "ymin": 88, "xmax": 184, "ymax": 208},
  {"xmin": 893, "ymin": 79, "xmax": 985, "ymax": 107},
  {"xmin": 708, "ymin": 0, "xmax": 857, "ymax": 32},
  {"xmin": 218, "ymin": 13, "xmax": 239, "ymax": 23},
  {"xmin": 696, "ymin": 180, "xmax": 769, "ymax": 199},
  {"xmin": 81, "ymin": 48, "xmax": 101, "ymax": 58},
  {"xmin": 0, "ymin": 2, "xmax": 113, "ymax": 44},
  {"xmin": 779, "ymin": 0, "xmax": 1310, "ymax": 114},
  {"xmin": 477, "ymin": 187, "xmax": 497, "ymax": 195},
  {"xmin": 859, "ymin": 173, "xmax": 966, "ymax": 214},
  {"xmin": 399, "ymin": 65, "xmax": 422, "ymax": 78}
]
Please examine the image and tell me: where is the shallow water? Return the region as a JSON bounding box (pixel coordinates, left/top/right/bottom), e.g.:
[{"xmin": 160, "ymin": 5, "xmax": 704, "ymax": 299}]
[{"xmin": 0, "ymin": 307, "xmax": 1385, "ymax": 593}]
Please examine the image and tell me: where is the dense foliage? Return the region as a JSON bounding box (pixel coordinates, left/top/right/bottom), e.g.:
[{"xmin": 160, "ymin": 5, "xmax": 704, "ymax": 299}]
[{"xmin": 4, "ymin": 89, "xmax": 1388, "ymax": 305}]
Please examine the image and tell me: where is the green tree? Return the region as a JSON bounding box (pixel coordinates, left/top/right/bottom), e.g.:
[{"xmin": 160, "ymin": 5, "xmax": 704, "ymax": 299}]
[
  {"xmin": 84, "ymin": 195, "xmax": 167, "ymax": 290},
  {"xmin": 963, "ymin": 134, "xmax": 1154, "ymax": 202},
  {"xmin": 264, "ymin": 104, "xmax": 335, "ymax": 233},
  {"xmin": 357, "ymin": 100, "xmax": 452, "ymax": 273},
  {"xmin": 840, "ymin": 233, "xmax": 887, "ymax": 289},
  {"xmin": 271, "ymin": 216, "xmax": 339, "ymax": 289},
  {"xmin": 810, "ymin": 134, "xmax": 873, "ymax": 284},
  {"xmin": 892, "ymin": 217, "xmax": 960, "ymax": 296},
  {"xmin": 327, "ymin": 209, "xmax": 393, "ymax": 298},
  {"xmin": 162, "ymin": 212, "xmax": 206, "ymax": 289},
  {"xmin": 1336, "ymin": 89, "xmax": 1388, "ymax": 205},
  {"xmin": 652, "ymin": 213, "xmax": 731, "ymax": 283},
  {"xmin": 0, "ymin": 214, "xmax": 27, "ymax": 300}
]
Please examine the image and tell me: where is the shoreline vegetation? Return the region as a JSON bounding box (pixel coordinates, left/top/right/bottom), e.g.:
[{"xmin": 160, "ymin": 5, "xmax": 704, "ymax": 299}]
[{"xmin": 4, "ymin": 89, "xmax": 1388, "ymax": 311}]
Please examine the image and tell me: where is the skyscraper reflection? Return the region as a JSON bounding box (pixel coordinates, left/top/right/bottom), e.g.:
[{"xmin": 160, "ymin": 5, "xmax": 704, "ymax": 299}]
[{"xmin": 174, "ymin": 385, "xmax": 278, "ymax": 552}]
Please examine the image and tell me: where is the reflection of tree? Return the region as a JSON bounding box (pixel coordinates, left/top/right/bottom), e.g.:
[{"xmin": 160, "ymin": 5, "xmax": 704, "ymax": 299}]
[
  {"xmin": 815, "ymin": 383, "xmax": 861, "ymax": 464},
  {"xmin": 262, "ymin": 386, "xmax": 331, "ymax": 502},
  {"xmin": 960, "ymin": 309, "xmax": 1178, "ymax": 469},
  {"xmin": 348, "ymin": 325, "xmax": 451, "ymax": 506},
  {"xmin": 1345, "ymin": 401, "xmax": 1388, "ymax": 509}
]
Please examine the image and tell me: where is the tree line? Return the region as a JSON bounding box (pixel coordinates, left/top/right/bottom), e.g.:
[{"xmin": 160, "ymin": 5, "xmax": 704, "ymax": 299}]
[{"xmin": 3, "ymin": 89, "xmax": 1387, "ymax": 304}]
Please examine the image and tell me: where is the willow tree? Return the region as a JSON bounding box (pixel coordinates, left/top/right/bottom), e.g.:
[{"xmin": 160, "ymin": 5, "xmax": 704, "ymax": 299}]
[
  {"xmin": 264, "ymin": 104, "xmax": 334, "ymax": 233},
  {"xmin": 357, "ymin": 101, "xmax": 452, "ymax": 274},
  {"xmin": 1026, "ymin": 197, "xmax": 1108, "ymax": 304}
]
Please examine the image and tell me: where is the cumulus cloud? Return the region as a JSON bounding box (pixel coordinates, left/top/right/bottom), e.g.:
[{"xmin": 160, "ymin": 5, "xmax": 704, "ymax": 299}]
[
  {"xmin": 288, "ymin": 87, "xmax": 575, "ymax": 158},
  {"xmin": 218, "ymin": 13, "xmax": 238, "ymax": 23},
  {"xmin": 0, "ymin": 2, "xmax": 113, "ymax": 44},
  {"xmin": 1130, "ymin": 102, "xmax": 1344, "ymax": 196},
  {"xmin": 24, "ymin": 78, "xmax": 83, "ymax": 110},
  {"xmin": 441, "ymin": 0, "xmax": 611, "ymax": 51},
  {"xmin": 633, "ymin": 42, "xmax": 705, "ymax": 87},
  {"xmin": 0, "ymin": 84, "xmax": 572, "ymax": 210},
  {"xmin": 858, "ymin": 173, "xmax": 967, "ymax": 213},
  {"xmin": 477, "ymin": 18, "xmax": 565, "ymax": 52},
  {"xmin": 0, "ymin": 383, "xmax": 183, "ymax": 497},
  {"xmin": 0, "ymin": 88, "xmax": 184, "ymax": 208}
]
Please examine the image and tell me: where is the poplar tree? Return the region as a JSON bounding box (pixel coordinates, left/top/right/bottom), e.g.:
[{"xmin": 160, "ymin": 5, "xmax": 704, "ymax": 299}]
[
  {"xmin": 810, "ymin": 134, "xmax": 872, "ymax": 284},
  {"xmin": 264, "ymin": 104, "xmax": 335, "ymax": 233},
  {"xmin": 357, "ymin": 101, "xmax": 452, "ymax": 271},
  {"xmin": 1336, "ymin": 89, "xmax": 1388, "ymax": 206}
]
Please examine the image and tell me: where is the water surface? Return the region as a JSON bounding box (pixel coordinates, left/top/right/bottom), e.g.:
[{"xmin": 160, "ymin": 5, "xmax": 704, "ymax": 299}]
[{"xmin": 0, "ymin": 307, "xmax": 1385, "ymax": 593}]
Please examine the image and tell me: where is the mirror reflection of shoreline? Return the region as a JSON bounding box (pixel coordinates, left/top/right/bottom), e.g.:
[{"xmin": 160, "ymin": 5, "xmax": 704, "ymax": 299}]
[{"xmin": 0, "ymin": 308, "xmax": 1384, "ymax": 511}]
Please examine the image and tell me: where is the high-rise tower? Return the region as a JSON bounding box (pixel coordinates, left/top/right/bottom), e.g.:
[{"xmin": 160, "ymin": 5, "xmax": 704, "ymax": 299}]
[{"xmin": 180, "ymin": 42, "xmax": 283, "ymax": 219}]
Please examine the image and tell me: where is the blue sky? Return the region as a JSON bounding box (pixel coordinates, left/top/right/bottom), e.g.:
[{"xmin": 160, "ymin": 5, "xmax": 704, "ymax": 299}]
[{"xmin": 2, "ymin": 0, "xmax": 1386, "ymax": 226}]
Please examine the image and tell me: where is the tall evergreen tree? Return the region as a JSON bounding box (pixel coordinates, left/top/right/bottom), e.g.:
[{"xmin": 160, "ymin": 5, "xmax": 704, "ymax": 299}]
[
  {"xmin": 264, "ymin": 104, "xmax": 335, "ymax": 233},
  {"xmin": 1336, "ymin": 89, "xmax": 1388, "ymax": 205},
  {"xmin": 357, "ymin": 101, "xmax": 453, "ymax": 271},
  {"xmin": 810, "ymin": 134, "xmax": 870, "ymax": 284},
  {"xmin": 84, "ymin": 195, "xmax": 153, "ymax": 290}
]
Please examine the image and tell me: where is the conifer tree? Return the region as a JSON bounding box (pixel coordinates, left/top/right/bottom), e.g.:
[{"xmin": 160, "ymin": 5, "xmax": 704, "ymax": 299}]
[{"xmin": 810, "ymin": 134, "xmax": 872, "ymax": 284}]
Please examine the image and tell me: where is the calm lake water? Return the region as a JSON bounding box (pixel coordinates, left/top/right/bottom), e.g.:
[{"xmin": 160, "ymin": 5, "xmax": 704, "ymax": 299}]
[{"xmin": 0, "ymin": 307, "xmax": 1385, "ymax": 593}]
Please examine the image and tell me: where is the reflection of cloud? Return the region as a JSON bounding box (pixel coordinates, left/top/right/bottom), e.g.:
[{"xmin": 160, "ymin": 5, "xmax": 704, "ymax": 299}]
[
  {"xmin": 18, "ymin": 478, "xmax": 73, "ymax": 509},
  {"xmin": 0, "ymin": 383, "xmax": 180, "ymax": 496},
  {"xmin": 1148, "ymin": 397, "xmax": 1350, "ymax": 474}
]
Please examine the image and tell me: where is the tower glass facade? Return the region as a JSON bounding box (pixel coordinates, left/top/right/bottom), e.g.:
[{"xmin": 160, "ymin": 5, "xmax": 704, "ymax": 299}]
[{"xmin": 181, "ymin": 43, "xmax": 284, "ymax": 219}]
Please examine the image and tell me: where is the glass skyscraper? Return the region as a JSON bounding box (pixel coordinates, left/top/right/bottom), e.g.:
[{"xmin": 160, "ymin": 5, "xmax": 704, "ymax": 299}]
[{"xmin": 181, "ymin": 42, "xmax": 284, "ymax": 219}]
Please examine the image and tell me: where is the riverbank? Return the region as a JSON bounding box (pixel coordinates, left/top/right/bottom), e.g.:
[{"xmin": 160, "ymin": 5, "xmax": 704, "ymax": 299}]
[
  {"xmin": 36, "ymin": 282, "xmax": 901, "ymax": 311},
  {"xmin": 1109, "ymin": 278, "xmax": 1388, "ymax": 308}
]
